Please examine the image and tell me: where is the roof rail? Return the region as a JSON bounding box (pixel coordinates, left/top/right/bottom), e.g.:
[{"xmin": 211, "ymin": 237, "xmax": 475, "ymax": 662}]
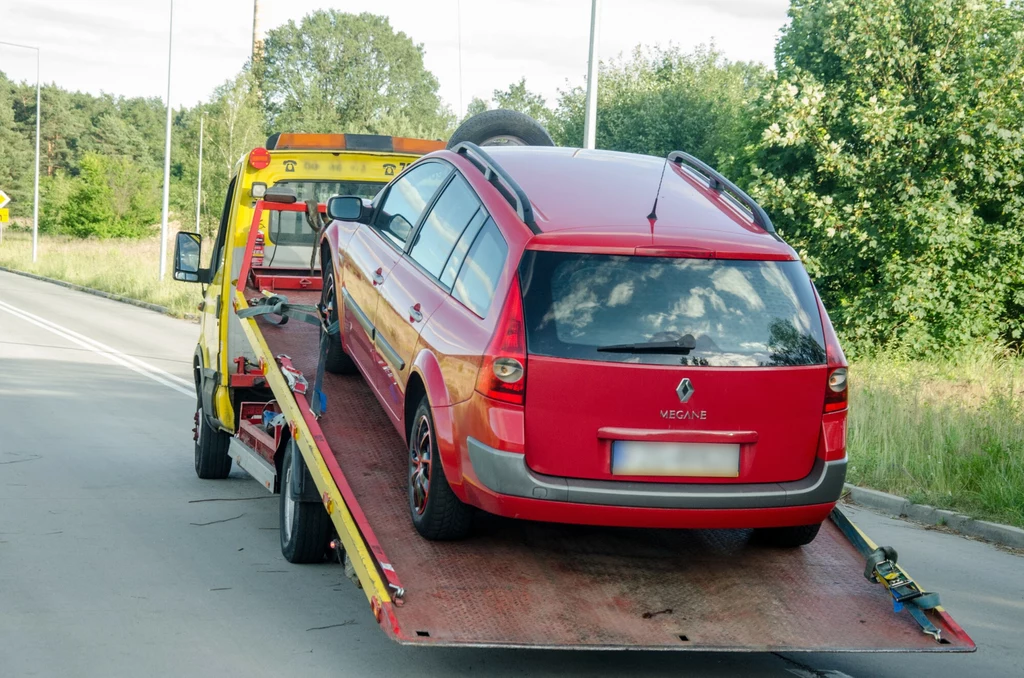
[
  {"xmin": 451, "ymin": 142, "xmax": 540, "ymax": 234},
  {"xmin": 667, "ymin": 151, "xmax": 777, "ymax": 236}
]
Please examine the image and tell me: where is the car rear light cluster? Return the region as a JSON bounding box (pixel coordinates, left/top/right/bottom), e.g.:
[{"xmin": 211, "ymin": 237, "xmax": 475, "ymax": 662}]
[
  {"xmin": 815, "ymin": 286, "xmax": 849, "ymax": 414},
  {"xmin": 476, "ymin": 277, "xmax": 527, "ymax": 405},
  {"xmin": 824, "ymin": 367, "xmax": 848, "ymax": 413}
]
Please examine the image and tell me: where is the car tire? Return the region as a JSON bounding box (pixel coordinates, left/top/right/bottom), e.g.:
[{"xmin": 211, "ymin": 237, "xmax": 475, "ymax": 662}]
[
  {"xmin": 446, "ymin": 109, "xmax": 555, "ymax": 149},
  {"xmin": 321, "ymin": 261, "xmax": 357, "ymax": 375},
  {"xmin": 280, "ymin": 440, "xmax": 333, "ymax": 563},
  {"xmin": 194, "ymin": 391, "xmax": 232, "ymax": 480},
  {"xmin": 753, "ymin": 522, "xmax": 822, "ymax": 548},
  {"xmin": 408, "ymin": 396, "xmax": 475, "ymax": 540}
]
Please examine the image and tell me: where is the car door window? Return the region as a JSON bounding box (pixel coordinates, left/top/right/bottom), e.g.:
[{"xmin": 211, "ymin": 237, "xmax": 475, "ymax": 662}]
[
  {"xmin": 209, "ymin": 176, "xmax": 236, "ymax": 276},
  {"xmin": 440, "ymin": 209, "xmax": 487, "ymax": 288},
  {"xmin": 373, "ymin": 162, "xmax": 451, "ymax": 249},
  {"xmin": 408, "ymin": 174, "xmax": 481, "ymax": 280},
  {"xmin": 452, "ymin": 218, "xmax": 507, "ymax": 317}
]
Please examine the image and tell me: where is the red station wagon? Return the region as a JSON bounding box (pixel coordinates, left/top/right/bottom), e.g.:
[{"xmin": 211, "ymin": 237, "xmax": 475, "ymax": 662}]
[{"xmin": 318, "ymin": 115, "xmax": 848, "ymax": 545}]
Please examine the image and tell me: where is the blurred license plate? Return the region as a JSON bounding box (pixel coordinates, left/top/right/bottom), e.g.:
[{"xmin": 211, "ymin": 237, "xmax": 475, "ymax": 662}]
[{"xmin": 611, "ymin": 441, "xmax": 740, "ymax": 477}]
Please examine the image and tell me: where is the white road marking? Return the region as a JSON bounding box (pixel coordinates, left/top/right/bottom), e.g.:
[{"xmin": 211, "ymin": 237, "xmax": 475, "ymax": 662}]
[
  {"xmin": 787, "ymin": 669, "xmax": 857, "ymax": 678},
  {"xmin": 0, "ymin": 298, "xmax": 194, "ymax": 397}
]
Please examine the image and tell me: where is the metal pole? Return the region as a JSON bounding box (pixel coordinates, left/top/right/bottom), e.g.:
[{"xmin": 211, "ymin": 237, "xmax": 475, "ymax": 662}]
[
  {"xmin": 32, "ymin": 51, "xmax": 40, "ymax": 262},
  {"xmin": 457, "ymin": 0, "xmax": 464, "ymax": 116},
  {"xmin": 159, "ymin": 0, "xmax": 174, "ymax": 280},
  {"xmin": 195, "ymin": 115, "xmax": 203, "ymax": 233},
  {"xmin": 582, "ymin": 0, "xmax": 601, "ymax": 150}
]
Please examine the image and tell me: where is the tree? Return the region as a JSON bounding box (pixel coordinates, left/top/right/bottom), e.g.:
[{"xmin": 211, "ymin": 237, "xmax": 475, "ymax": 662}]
[
  {"xmin": 0, "ymin": 72, "xmax": 35, "ymax": 218},
  {"xmin": 461, "ymin": 79, "xmax": 552, "ymax": 126},
  {"xmin": 465, "ymin": 96, "xmax": 489, "ymax": 118},
  {"xmin": 257, "ymin": 10, "xmax": 453, "ymax": 138},
  {"xmin": 742, "ymin": 0, "xmax": 1024, "ymax": 352},
  {"xmin": 493, "ymin": 78, "xmax": 550, "ymax": 124},
  {"xmin": 550, "ymin": 45, "xmax": 766, "ymax": 166}
]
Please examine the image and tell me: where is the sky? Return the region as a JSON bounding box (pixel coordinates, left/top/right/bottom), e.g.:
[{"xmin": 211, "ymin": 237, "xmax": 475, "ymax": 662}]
[{"xmin": 0, "ymin": 0, "xmax": 790, "ymax": 116}]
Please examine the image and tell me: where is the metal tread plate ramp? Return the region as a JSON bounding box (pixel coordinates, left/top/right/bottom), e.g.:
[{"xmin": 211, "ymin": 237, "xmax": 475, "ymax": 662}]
[{"xmin": 245, "ymin": 290, "xmax": 974, "ymax": 652}]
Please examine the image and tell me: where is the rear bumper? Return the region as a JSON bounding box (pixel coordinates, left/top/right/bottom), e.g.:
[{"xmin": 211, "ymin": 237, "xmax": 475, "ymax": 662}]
[{"xmin": 466, "ymin": 436, "xmax": 846, "ymax": 511}]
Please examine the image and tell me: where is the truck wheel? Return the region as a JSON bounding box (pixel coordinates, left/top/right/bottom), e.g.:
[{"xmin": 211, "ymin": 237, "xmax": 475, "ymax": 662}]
[
  {"xmin": 280, "ymin": 440, "xmax": 332, "ymax": 563},
  {"xmin": 753, "ymin": 522, "xmax": 822, "ymax": 548},
  {"xmin": 321, "ymin": 262, "xmax": 357, "ymax": 375},
  {"xmin": 194, "ymin": 400, "xmax": 232, "ymax": 479},
  {"xmin": 408, "ymin": 396, "xmax": 474, "ymax": 540},
  {"xmin": 447, "ymin": 109, "xmax": 555, "ymax": 149}
]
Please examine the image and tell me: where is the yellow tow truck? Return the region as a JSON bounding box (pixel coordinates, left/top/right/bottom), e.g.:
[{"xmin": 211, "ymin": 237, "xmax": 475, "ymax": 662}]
[{"xmin": 180, "ymin": 133, "xmax": 443, "ymax": 457}]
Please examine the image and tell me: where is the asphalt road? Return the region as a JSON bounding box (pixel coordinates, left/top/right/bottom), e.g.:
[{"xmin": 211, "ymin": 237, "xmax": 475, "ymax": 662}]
[{"xmin": 0, "ymin": 270, "xmax": 1020, "ymax": 678}]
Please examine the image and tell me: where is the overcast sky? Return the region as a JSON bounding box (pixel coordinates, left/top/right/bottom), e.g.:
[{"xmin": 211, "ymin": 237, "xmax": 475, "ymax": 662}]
[{"xmin": 0, "ymin": 0, "xmax": 789, "ymax": 115}]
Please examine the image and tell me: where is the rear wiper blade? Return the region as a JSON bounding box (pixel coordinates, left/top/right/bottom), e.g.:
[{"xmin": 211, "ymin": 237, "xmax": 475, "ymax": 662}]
[{"xmin": 596, "ymin": 335, "xmax": 697, "ymax": 354}]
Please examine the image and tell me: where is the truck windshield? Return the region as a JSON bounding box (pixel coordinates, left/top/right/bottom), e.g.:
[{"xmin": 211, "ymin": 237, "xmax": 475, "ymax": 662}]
[
  {"xmin": 269, "ymin": 180, "xmax": 385, "ymax": 246},
  {"xmin": 518, "ymin": 252, "xmax": 826, "ymax": 367}
]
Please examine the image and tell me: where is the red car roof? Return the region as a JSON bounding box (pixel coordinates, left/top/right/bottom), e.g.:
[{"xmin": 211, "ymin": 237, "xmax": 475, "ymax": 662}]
[{"xmin": 485, "ymin": 146, "xmax": 797, "ymax": 260}]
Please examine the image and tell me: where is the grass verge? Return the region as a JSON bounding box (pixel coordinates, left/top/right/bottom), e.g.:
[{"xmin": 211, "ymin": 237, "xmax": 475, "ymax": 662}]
[
  {"xmin": 848, "ymin": 348, "xmax": 1024, "ymax": 528},
  {"xmin": 0, "ymin": 229, "xmax": 202, "ymax": 317}
]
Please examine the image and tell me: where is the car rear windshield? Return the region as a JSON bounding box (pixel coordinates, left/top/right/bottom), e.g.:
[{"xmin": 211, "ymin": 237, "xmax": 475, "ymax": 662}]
[{"xmin": 518, "ymin": 252, "xmax": 826, "ymax": 367}]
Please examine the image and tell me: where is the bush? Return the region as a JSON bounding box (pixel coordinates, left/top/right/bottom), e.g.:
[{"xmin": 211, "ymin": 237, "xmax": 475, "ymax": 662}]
[
  {"xmin": 741, "ymin": 0, "xmax": 1024, "ymax": 353},
  {"xmin": 56, "ymin": 153, "xmax": 161, "ymax": 238}
]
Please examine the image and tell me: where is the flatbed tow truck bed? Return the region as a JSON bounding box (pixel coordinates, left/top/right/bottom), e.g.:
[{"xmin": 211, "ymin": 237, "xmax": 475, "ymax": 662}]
[{"xmin": 230, "ymin": 283, "xmax": 974, "ymax": 653}]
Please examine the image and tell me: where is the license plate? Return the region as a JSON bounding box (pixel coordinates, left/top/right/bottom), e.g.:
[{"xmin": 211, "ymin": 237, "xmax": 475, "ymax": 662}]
[{"xmin": 611, "ymin": 441, "xmax": 740, "ymax": 478}]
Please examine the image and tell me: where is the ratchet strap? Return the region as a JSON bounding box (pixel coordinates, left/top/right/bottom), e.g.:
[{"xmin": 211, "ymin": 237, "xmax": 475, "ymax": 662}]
[
  {"xmin": 831, "ymin": 507, "xmax": 943, "ymax": 641},
  {"xmin": 238, "ymin": 293, "xmax": 320, "ymax": 327},
  {"xmin": 239, "ymin": 291, "xmax": 332, "ymax": 417}
]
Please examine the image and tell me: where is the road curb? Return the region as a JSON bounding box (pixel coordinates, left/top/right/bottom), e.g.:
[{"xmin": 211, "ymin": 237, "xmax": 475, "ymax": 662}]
[
  {"xmin": 0, "ymin": 265, "xmax": 199, "ymax": 322},
  {"xmin": 844, "ymin": 483, "xmax": 1024, "ymax": 549}
]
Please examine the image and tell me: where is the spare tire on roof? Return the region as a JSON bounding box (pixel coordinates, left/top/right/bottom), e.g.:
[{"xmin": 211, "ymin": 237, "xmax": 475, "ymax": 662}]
[{"xmin": 446, "ymin": 109, "xmax": 555, "ymax": 149}]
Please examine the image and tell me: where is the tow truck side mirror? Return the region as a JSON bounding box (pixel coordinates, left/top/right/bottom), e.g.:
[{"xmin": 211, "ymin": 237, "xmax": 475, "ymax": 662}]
[
  {"xmin": 327, "ymin": 195, "xmax": 370, "ymax": 223},
  {"xmin": 173, "ymin": 231, "xmax": 206, "ymax": 283}
]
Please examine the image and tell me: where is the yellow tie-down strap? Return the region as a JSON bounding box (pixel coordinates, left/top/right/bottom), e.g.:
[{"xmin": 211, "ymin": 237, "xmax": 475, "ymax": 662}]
[{"xmin": 234, "ymin": 289, "xmax": 391, "ymax": 606}]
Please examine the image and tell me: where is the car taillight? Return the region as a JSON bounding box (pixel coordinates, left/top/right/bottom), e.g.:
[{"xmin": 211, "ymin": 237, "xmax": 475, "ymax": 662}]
[
  {"xmin": 814, "ymin": 284, "xmax": 849, "ymax": 413},
  {"xmin": 825, "ymin": 367, "xmax": 848, "ymax": 412},
  {"xmin": 476, "ymin": 277, "xmax": 526, "ymax": 405},
  {"xmin": 248, "ymin": 147, "xmax": 270, "ymax": 170}
]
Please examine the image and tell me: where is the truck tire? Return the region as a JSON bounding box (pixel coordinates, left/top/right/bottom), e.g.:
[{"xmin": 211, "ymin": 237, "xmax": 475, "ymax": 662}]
[
  {"xmin": 753, "ymin": 522, "xmax": 822, "ymax": 548},
  {"xmin": 408, "ymin": 396, "xmax": 474, "ymax": 540},
  {"xmin": 446, "ymin": 109, "xmax": 555, "ymax": 149},
  {"xmin": 280, "ymin": 440, "xmax": 333, "ymax": 563},
  {"xmin": 194, "ymin": 400, "xmax": 232, "ymax": 480},
  {"xmin": 321, "ymin": 261, "xmax": 357, "ymax": 375}
]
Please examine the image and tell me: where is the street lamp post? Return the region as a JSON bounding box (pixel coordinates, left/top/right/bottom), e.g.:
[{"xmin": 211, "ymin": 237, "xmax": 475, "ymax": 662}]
[
  {"xmin": 0, "ymin": 40, "xmax": 41, "ymax": 262},
  {"xmin": 195, "ymin": 114, "xmax": 203, "ymax": 233},
  {"xmin": 582, "ymin": 0, "xmax": 601, "ymax": 150},
  {"xmin": 159, "ymin": 0, "xmax": 174, "ymax": 280}
]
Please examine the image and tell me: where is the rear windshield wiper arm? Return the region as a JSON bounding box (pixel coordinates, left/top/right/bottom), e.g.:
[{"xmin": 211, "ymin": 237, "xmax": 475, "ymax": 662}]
[{"xmin": 596, "ymin": 335, "xmax": 697, "ymax": 355}]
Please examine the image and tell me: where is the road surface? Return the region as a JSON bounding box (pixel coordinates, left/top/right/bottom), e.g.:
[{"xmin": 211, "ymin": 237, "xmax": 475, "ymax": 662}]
[{"xmin": 0, "ymin": 270, "xmax": 1019, "ymax": 677}]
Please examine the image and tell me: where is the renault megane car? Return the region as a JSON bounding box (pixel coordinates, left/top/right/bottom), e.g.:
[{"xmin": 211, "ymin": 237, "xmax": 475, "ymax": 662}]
[{"xmin": 318, "ymin": 112, "xmax": 848, "ymax": 544}]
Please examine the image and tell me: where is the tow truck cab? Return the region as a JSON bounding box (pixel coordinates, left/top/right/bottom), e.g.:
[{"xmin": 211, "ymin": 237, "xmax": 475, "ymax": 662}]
[{"xmin": 186, "ymin": 133, "xmax": 444, "ymax": 434}]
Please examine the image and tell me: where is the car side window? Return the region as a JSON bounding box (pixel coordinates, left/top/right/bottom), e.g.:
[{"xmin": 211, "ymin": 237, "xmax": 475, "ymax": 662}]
[
  {"xmin": 372, "ymin": 162, "xmax": 450, "ymax": 249},
  {"xmin": 210, "ymin": 176, "xmax": 237, "ymax": 276},
  {"xmin": 452, "ymin": 218, "xmax": 508, "ymax": 317},
  {"xmin": 439, "ymin": 209, "xmax": 487, "ymax": 288},
  {"xmin": 408, "ymin": 174, "xmax": 481, "ymax": 281}
]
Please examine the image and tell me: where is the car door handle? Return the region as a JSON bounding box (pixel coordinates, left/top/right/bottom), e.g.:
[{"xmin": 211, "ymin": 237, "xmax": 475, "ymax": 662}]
[
  {"xmin": 408, "ymin": 303, "xmax": 423, "ymax": 323},
  {"xmin": 371, "ymin": 267, "xmax": 384, "ymax": 286}
]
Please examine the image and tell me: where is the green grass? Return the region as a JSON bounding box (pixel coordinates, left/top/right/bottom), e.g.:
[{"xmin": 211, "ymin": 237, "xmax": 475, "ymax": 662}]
[
  {"xmin": 848, "ymin": 349, "xmax": 1024, "ymax": 528},
  {"xmin": 2, "ymin": 228, "xmax": 1021, "ymax": 528},
  {"xmin": 0, "ymin": 229, "xmax": 202, "ymax": 317}
]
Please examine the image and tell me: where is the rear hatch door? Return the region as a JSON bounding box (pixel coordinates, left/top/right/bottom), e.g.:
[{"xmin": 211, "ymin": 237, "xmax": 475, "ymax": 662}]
[{"xmin": 518, "ymin": 251, "xmax": 827, "ymax": 484}]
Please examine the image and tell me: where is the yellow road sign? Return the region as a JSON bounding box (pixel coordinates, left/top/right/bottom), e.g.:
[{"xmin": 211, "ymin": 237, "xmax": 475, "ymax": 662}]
[{"xmin": 0, "ymin": 208, "xmax": 9, "ymax": 223}]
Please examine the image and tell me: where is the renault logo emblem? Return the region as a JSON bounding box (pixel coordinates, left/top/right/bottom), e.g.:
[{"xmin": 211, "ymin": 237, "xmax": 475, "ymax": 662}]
[{"xmin": 676, "ymin": 378, "xmax": 694, "ymax": 403}]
